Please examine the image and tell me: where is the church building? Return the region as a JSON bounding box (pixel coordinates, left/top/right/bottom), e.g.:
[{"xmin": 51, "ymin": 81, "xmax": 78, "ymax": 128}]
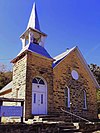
[{"xmin": 0, "ymin": 3, "xmax": 99, "ymax": 121}]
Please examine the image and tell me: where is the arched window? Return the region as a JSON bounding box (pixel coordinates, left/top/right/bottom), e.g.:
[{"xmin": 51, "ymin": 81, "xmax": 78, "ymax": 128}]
[
  {"xmin": 32, "ymin": 77, "xmax": 45, "ymax": 85},
  {"xmin": 83, "ymin": 90, "xmax": 87, "ymax": 109},
  {"xmin": 64, "ymin": 87, "xmax": 70, "ymax": 108},
  {"xmin": 32, "ymin": 78, "xmax": 38, "ymax": 84}
]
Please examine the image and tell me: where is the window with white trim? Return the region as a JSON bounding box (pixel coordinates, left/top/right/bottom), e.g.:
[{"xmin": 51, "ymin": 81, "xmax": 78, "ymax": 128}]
[
  {"xmin": 64, "ymin": 87, "xmax": 70, "ymax": 108},
  {"xmin": 83, "ymin": 90, "xmax": 87, "ymax": 109}
]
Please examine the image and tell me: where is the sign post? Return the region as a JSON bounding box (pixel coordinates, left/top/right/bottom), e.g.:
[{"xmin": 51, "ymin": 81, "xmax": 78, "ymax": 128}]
[
  {"xmin": 0, "ymin": 101, "xmax": 3, "ymax": 123},
  {"xmin": 21, "ymin": 101, "xmax": 24, "ymax": 123}
]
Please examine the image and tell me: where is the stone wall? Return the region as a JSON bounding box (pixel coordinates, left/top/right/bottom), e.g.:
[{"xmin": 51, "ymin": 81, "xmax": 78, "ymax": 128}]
[
  {"xmin": 12, "ymin": 54, "xmax": 27, "ymax": 100},
  {"xmin": 53, "ymin": 49, "xmax": 97, "ymax": 120},
  {"xmin": 25, "ymin": 51, "xmax": 53, "ymax": 119},
  {"xmin": 11, "ymin": 54, "xmax": 27, "ymax": 108}
]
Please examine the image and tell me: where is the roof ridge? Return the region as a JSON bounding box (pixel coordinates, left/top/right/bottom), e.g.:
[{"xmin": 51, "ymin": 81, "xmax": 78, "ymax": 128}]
[{"xmin": 53, "ymin": 46, "xmax": 76, "ymax": 63}]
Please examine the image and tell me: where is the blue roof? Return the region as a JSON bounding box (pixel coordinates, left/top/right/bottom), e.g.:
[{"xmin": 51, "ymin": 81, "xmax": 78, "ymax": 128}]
[
  {"xmin": 18, "ymin": 43, "xmax": 52, "ymax": 59},
  {"xmin": 28, "ymin": 43, "xmax": 52, "ymax": 58}
]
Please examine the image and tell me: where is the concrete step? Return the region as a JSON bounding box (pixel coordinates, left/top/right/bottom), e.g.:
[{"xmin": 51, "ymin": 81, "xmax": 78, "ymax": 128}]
[
  {"xmin": 32, "ymin": 114, "xmax": 79, "ymax": 133},
  {"xmin": 58, "ymin": 122, "xmax": 80, "ymax": 133},
  {"xmin": 41, "ymin": 117, "xmax": 62, "ymax": 122},
  {"xmin": 39, "ymin": 114, "xmax": 59, "ymax": 118},
  {"xmin": 59, "ymin": 125, "xmax": 75, "ymax": 129},
  {"xmin": 28, "ymin": 117, "xmax": 80, "ymax": 132},
  {"xmin": 59, "ymin": 128, "xmax": 80, "ymax": 133},
  {"xmin": 38, "ymin": 115, "xmax": 71, "ymax": 122},
  {"xmin": 58, "ymin": 123, "xmax": 76, "ymax": 130}
]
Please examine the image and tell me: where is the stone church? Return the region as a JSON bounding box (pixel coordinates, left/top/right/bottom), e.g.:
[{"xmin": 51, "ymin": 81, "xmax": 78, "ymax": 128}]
[{"xmin": 0, "ymin": 3, "xmax": 99, "ymax": 121}]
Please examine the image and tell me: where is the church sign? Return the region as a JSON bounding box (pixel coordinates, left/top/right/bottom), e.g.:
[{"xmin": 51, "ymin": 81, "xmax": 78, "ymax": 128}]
[
  {"xmin": 0, "ymin": 106, "xmax": 22, "ymax": 117},
  {"xmin": 0, "ymin": 98, "xmax": 24, "ymax": 123}
]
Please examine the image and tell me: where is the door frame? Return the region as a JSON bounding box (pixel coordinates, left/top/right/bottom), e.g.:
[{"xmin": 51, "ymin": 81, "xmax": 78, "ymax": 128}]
[{"xmin": 32, "ymin": 76, "xmax": 47, "ymax": 115}]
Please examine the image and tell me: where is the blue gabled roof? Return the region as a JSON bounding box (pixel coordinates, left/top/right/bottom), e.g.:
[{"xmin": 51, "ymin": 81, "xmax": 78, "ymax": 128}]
[
  {"xmin": 28, "ymin": 43, "xmax": 52, "ymax": 59},
  {"xmin": 18, "ymin": 43, "xmax": 52, "ymax": 59}
]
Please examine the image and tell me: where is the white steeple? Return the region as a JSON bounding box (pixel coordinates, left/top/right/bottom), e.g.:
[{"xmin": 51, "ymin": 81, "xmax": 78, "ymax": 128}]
[
  {"xmin": 27, "ymin": 3, "xmax": 41, "ymax": 31},
  {"xmin": 20, "ymin": 3, "xmax": 47, "ymax": 49}
]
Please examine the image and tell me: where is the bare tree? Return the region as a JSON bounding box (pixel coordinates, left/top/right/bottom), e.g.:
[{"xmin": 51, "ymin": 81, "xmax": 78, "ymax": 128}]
[{"xmin": 0, "ymin": 63, "xmax": 12, "ymax": 90}]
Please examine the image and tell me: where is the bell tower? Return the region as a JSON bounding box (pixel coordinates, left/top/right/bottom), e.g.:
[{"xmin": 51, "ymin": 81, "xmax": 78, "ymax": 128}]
[
  {"xmin": 11, "ymin": 2, "xmax": 54, "ymax": 120},
  {"xmin": 20, "ymin": 3, "xmax": 47, "ymax": 48}
]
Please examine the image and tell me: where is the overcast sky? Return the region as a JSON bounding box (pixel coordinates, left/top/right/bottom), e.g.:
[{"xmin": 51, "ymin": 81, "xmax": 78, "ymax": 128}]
[{"xmin": 0, "ymin": 0, "xmax": 100, "ymax": 70}]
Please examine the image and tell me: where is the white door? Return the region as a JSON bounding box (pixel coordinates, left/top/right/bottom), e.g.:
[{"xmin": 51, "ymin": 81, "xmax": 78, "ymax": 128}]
[
  {"xmin": 32, "ymin": 78, "xmax": 47, "ymax": 115},
  {"xmin": 32, "ymin": 92, "xmax": 46, "ymax": 114},
  {"xmin": 32, "ymin": 92, "xmax": 38, "ymax": 114}
]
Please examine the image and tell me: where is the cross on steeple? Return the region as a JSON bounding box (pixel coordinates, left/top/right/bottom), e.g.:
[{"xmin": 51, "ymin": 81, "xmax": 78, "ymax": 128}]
[{"xmin": 20, "ymin": 3, "xmax": 47, "ymax": 49}]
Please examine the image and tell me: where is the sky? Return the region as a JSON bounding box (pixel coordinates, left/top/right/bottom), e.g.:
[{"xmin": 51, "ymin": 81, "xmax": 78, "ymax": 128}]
[{"xmin": 0, "ymin": 0, "xmax": 100, "ymax": 70}]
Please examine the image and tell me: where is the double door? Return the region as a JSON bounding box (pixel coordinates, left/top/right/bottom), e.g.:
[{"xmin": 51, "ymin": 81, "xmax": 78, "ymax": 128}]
[{"xmin": 32, "ymin": 84, "xmax": 47, "ymax": 115}]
